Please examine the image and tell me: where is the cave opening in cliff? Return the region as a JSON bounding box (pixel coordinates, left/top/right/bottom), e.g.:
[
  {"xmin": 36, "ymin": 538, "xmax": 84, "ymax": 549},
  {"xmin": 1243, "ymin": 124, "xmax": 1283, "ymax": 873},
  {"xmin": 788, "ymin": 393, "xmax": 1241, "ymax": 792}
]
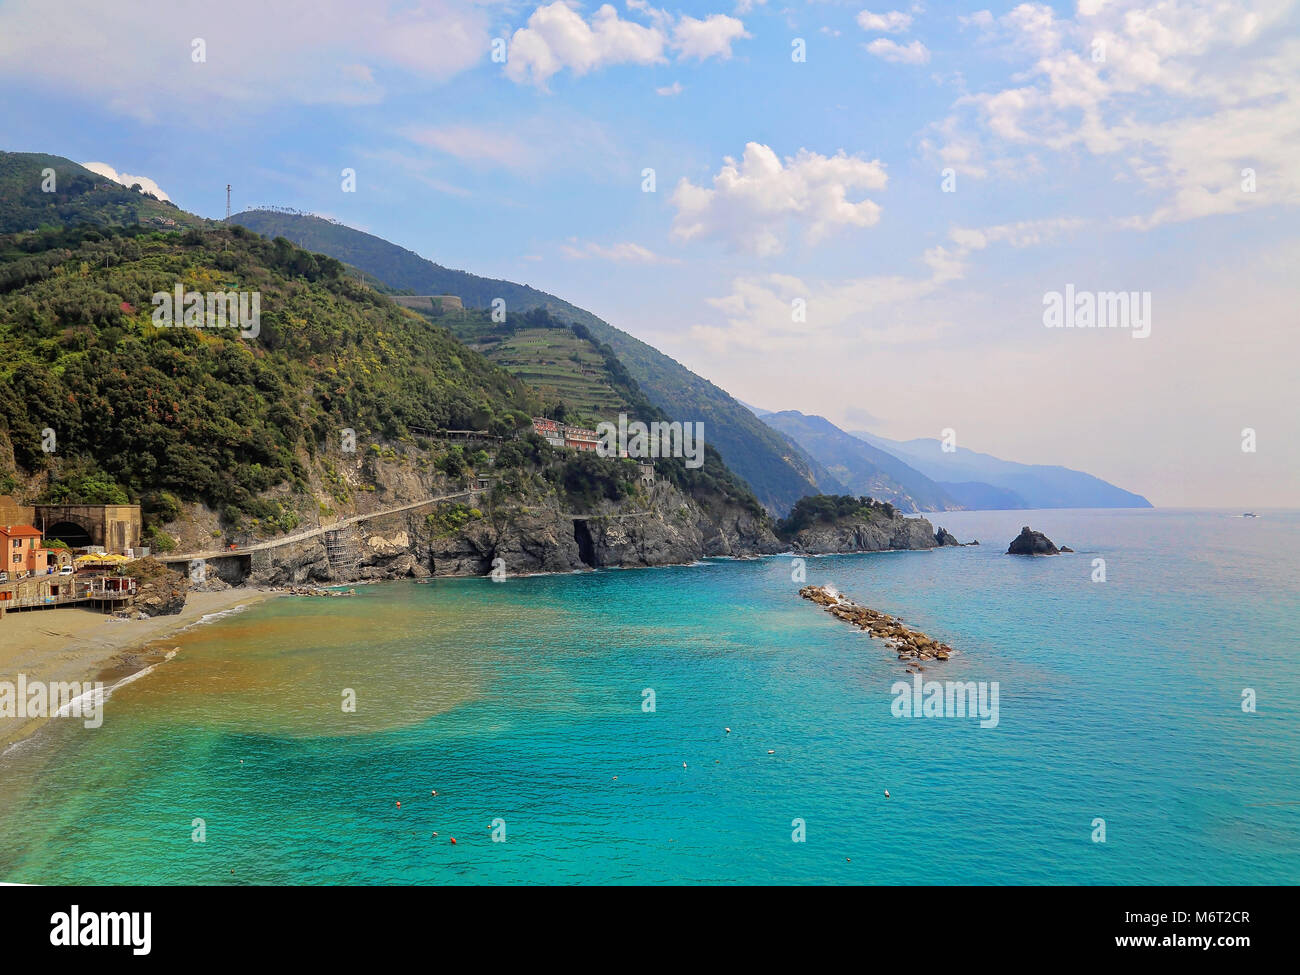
[{"xmin": 572, "ymin": 519, "xmax": 596, "ymax": 567}]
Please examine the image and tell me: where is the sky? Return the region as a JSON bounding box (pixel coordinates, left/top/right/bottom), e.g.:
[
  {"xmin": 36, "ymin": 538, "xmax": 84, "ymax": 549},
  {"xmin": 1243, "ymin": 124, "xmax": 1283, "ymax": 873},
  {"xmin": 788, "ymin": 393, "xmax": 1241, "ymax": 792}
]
[{"xmin": 1, "ymin": 0, "xmax": 1297, "ymax": 507}]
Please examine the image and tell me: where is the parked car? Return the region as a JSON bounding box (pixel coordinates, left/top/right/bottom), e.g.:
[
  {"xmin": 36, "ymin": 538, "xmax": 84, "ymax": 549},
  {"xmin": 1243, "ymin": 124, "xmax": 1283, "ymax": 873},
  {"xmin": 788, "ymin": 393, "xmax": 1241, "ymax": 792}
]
[{"xmin": 58, "ymin": 565, "xmax": 74, "ymax": 576}]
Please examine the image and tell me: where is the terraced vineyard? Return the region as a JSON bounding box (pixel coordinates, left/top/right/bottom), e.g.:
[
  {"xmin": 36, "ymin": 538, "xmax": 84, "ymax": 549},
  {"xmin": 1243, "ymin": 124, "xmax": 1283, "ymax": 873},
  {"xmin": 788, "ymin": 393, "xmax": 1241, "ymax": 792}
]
[
  {"xmin": 483, "ymin": 327, "xmax": 629, "ymax": 420},
  {"xmin": 401, "ymin": 305, "xmax": 636, "ymax": 425}
]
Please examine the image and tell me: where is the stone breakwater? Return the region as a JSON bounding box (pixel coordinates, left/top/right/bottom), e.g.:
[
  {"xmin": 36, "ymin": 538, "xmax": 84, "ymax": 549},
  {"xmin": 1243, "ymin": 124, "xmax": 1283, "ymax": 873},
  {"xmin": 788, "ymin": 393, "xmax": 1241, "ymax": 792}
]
[{"xmin": 799, "ymin": 585, "xmax": 955, "ymax": 666}]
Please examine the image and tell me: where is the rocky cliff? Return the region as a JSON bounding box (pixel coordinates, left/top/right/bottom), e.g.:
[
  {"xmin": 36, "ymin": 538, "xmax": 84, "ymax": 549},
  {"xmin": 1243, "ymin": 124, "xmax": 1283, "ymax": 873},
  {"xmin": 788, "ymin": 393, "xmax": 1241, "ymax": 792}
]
[
  {"xmin": 787, "ymin": 512, "xmax": 943, "ymax": 555},
  {"xmin": 154, "ymin": 436, "xmax": 785, "ymax": 587},
  {"xmin": 234, "ymin": 478, "xmax": 781, "ymax": 586}
]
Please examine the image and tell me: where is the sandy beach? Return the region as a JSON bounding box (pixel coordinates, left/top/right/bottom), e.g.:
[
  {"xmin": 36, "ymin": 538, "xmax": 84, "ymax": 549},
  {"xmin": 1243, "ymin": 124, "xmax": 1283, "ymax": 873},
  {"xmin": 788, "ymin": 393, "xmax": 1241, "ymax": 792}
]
[{"xmin": 0, "ymin": 588, "xmax": 278, "ymax": 750}]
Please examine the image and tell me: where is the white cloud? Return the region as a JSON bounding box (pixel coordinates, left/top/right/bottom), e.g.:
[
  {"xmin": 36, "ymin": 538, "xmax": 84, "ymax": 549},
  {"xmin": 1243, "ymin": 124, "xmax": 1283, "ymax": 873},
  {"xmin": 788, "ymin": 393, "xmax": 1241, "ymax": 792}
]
[
  {"xmin": 856, "ymin": 10, "xmax": 913, "ymax": 33},
  {"xmin": 924, "ymin": 217, "xmax": 1086, "ymax": 281},
  {"xmin": 958, "ymin": 10, "xmax": 994, "ymax": 30},
  {"xmin": 401, "ymin": 125, "xmax": 528, "ymax": 168},
  {"xmin": 670, "ymin": 142, "xmax": 888, "ymax": 256},
  {"xmin": 560, "ymin": 239, "xmax": 681, "ymax": 263},
  {"xmin": 80, "ymin": 162, "xmax": 171, "ymax": 201},
  {"xmin": 383, "ymin": 110, "xmax": 627, "ymax": 189},
  {"xmin": 656, "ymin": 81, "xmax": 685, "ymax": 96},
  {"xmin": 934, "ymin": 0, "xmax": 1300, "ymax": 226},
  {"xmin": 0, "ymin": 0, "xmax": 488, "ymax": 118},
  {"xmin": 674, "ymin": 14, "xmax": 750, "ymax": 61},
  {"xmin": 685, "ymin": 216, "xmax": 1085, "ymax": 360},
  {"xmin": 505, "ymin": 3, "xmax": 749, "ymax": 87},
  {"xmin": 506, "ymin": 3, "xmax": 665, "ymax": 86},
  {"xmin": 865, "ymin": 37, "xmax": 930, "ymax": 63},
  {"xmin": 690, "ymin": 271, "xmax": 944, "ymax": 357}
]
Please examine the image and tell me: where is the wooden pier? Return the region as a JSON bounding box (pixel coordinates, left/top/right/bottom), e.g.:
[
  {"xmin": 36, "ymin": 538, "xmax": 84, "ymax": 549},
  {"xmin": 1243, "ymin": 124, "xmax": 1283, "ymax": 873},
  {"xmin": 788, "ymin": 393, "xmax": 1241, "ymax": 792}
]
[{"xmin": 0, "ymin": 574, "xmax": 136, "ymax": 617}]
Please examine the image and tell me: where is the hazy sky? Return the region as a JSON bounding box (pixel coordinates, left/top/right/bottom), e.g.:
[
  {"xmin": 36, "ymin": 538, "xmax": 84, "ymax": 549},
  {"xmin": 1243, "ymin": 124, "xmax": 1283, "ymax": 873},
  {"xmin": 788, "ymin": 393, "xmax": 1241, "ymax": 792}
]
[{"xmin": 2, "ymin": 0, "xmax": 1296, "ymax": 506}]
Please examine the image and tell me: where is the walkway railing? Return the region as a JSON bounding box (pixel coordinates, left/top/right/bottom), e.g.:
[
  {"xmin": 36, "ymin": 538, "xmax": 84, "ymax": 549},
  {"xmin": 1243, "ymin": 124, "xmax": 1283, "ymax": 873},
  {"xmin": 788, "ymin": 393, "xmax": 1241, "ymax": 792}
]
[{"xmin": 159, "ymin": 491, "xmax": 477, "ymax": 564}]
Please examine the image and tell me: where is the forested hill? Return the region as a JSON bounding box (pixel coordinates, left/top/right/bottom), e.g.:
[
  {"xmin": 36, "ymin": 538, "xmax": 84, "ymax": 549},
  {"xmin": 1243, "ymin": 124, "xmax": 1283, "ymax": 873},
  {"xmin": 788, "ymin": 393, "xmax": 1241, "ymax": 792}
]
[
  {"xmin": 0, "ymin": 220, "xmax": 541, "ymax": 521},
  {"xmin": 230, "ymin": 209, "xmax": 823, "ymax": 514},
  {"xmin": 0, "ymin": 151, "xmax": 203, "ymax": 233},
  {"xmin": 0, "ymin": 151, "xmax": 766, "ymax": 539}
]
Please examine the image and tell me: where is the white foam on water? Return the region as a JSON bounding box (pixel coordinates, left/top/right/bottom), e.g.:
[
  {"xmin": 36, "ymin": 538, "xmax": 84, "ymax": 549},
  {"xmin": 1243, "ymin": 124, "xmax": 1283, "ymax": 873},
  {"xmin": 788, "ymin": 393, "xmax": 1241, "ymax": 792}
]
[{"xmin": 182, "ymin": 602, "xmax": 252, "ymax": 631}]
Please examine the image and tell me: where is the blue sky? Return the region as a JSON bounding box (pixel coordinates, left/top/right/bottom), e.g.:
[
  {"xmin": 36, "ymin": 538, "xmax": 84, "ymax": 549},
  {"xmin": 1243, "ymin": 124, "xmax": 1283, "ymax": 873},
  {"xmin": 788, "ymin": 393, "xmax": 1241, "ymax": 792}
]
[{"xmin": 2, "ymin": 0, "xmax": 1297, "ymax": 505}]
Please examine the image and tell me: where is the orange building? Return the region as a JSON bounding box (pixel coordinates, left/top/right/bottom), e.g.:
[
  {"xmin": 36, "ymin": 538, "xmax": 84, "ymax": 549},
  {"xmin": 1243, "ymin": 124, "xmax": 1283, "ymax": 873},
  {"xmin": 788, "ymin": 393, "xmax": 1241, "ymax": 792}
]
[
  {"xmin": 563, "ymin": 426, "xmax": 600, "ymax": 452},
  {"xmin": 531, "ymin": 417, "xmax": 566, "ymax": 448},
  {"xmin": 1, "ymin": 525, "xmax": 52, "ymax": 579}
]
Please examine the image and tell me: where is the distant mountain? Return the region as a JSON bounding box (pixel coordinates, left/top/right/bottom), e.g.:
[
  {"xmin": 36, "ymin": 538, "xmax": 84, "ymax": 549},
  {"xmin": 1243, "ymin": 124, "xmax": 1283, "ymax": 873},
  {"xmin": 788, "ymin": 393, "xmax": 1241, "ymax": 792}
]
[
  {"xmin": 761, "ymin": 411, "xmax": 961, "ymax": 513},
  {"xmin": 229, "ymin": 209, "xmax": 823, "ymax": 514},
  {"xmin": 853, "ymin": 431, "xmax": 1153, "ymax": 509},
  {"xmin": 939, "ymin": 481, "xmax": 1029, "ymax": 510}
]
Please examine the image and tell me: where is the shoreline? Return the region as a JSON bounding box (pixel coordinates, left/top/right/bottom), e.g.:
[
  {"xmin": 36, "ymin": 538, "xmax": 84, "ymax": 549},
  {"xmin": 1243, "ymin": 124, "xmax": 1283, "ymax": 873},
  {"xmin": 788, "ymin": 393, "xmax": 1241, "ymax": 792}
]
[{"xmin": 0, "ymin": 587, "xmax": 279, "ymax": 753}]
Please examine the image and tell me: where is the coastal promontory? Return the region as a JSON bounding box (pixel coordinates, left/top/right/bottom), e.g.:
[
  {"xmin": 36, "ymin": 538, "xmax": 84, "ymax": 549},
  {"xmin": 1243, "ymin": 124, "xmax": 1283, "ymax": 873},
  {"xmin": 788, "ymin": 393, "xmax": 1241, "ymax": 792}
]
[{"xmin": 778, "ymin": 495, "xmax": 961, "ymax": 555}]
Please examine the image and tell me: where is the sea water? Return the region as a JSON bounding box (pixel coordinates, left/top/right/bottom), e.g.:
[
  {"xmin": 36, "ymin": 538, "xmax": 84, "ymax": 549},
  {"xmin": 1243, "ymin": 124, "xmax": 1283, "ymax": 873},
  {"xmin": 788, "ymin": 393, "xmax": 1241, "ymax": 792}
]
[{"xmin": 0, "ymin": 508, "xmax": 1296, "ymax": 884}]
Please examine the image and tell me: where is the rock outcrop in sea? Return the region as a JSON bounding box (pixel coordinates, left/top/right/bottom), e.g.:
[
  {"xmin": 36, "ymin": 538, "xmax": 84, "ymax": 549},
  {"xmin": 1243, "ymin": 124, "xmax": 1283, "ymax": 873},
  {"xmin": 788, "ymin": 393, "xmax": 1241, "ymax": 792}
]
[{"xmin": 1007, "ymin": 526, "xmax": 1061, "ymax": 555}]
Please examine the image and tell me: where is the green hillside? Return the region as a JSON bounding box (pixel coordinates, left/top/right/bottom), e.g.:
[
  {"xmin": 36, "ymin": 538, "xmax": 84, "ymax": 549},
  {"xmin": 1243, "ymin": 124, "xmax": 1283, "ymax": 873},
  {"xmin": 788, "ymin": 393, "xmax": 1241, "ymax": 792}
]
[
  {"xmin": 0, "ymin": 152, "xmax": 203, "ymax": 234},
  {"xmin": 407, "ymin": 302, "xmax": 763, "ymax": 515},
  {"xmin": 0, "ymin": 220, "xmax": 541, "ymax": 523},
  {"xmin": 0, "ymin": 152, "xmax": 765, "ymax": 537},
  {"xmin": 442, "ymin": 307, "xmax": 634, "ymax": 422},
  {"xmin": 229, "ymin": 209, "xmax": 824, "ymax": 514}
]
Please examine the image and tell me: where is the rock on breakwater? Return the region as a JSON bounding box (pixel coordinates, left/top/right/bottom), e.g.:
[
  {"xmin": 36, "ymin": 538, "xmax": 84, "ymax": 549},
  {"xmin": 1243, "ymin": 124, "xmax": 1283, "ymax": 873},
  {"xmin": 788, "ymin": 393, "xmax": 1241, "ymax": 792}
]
[{"xmin": 799, "ymin": 584, "xmax": 955, "ymax": 666}]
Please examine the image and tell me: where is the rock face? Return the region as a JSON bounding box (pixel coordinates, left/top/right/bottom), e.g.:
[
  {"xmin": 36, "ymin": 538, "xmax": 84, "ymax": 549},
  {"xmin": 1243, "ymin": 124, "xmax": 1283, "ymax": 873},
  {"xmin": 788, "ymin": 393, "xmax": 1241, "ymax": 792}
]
[
  {"xmin": 243, "ymin": 480, "xmax": 783, "ymax": 585},
  {"xmin": 174, "ymin": 434, "xmax": 789, "ymax": 587},
  {"xmin": 1007, "ymin": 526, "xmax": 1060, "ymax": 555},
  {"xmin": 790, "ymin": 513, "xmax": 942, "ymax": 555},
  {"xmin": 934, "ymin": 527, "xmax": 960, "ymax": 546},
  {"xmin": 128, "ymin": 557, "xmax": 189, "ymax": 616}
]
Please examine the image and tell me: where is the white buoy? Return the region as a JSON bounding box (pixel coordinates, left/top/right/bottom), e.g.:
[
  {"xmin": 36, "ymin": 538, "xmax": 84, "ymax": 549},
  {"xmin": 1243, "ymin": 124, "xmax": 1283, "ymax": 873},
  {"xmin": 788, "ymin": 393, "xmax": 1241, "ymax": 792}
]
[
  {"xmin": 884, "ymin": 789, "xmax": 891, "ymax": 798},
  {"xmin": 725, "ymin": 727, "xmax": 731, "ymax": 733}
]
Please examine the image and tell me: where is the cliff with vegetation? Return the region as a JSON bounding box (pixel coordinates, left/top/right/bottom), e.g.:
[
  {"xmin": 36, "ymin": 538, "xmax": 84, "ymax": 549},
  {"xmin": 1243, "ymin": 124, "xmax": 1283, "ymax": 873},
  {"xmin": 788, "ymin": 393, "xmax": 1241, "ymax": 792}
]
[
  {"xmin": 0, "ymin": 151, "xmax": 778, "ymax": 577},
  {"xmin": 776, "ymin": 495, "xmax": 950, "ymax": 555},
  {"xmin": 229, "ymin": 208, "xmax": 829, "ymax": 514}
]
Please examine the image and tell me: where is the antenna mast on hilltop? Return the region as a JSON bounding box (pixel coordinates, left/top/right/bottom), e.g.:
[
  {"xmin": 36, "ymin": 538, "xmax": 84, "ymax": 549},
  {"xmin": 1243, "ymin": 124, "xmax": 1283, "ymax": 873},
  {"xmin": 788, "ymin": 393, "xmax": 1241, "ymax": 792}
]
[{"xmin": 225, "ymin": 184, "xmax": 231, "ymax": 221}]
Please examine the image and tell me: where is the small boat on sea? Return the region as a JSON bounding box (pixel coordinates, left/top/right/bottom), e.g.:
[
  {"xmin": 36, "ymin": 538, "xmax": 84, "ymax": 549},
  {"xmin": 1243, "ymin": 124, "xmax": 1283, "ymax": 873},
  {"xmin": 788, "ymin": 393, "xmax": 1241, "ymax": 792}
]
[{"xmin": 1243, "ymin": 512, "xmax": 1258, "ymax": 518}]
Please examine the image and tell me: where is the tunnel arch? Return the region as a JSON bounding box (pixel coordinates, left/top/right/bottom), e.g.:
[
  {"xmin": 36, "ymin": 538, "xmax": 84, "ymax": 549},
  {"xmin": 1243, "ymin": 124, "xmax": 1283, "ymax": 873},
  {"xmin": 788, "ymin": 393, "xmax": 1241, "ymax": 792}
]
[{"xmin": 42, "ymin": 520, "xmax": 93, "ymax": 548}]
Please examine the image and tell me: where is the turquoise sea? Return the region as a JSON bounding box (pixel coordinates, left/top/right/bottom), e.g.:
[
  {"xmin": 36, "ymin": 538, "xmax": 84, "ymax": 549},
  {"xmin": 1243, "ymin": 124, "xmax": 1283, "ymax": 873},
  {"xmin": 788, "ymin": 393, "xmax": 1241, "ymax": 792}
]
[{"xmin": 1, "ymin": 508, "xmax": 1297, "ymax": 884}]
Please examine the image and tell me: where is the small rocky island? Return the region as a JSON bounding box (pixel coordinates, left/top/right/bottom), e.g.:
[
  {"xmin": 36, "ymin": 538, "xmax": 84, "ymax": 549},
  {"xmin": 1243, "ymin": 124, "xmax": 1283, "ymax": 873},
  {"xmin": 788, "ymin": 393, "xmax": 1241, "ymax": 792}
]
[
  {"xmin": 1007, "ymin": 526, "xmax": 1064, "ymax": 555},
  {"xmin": 778, "ymin": 495, "xmax": 971, "ymax": 554},
  {"xmin": 799, "ymin": 584, "xmax": 955, "ymax": 666}
]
